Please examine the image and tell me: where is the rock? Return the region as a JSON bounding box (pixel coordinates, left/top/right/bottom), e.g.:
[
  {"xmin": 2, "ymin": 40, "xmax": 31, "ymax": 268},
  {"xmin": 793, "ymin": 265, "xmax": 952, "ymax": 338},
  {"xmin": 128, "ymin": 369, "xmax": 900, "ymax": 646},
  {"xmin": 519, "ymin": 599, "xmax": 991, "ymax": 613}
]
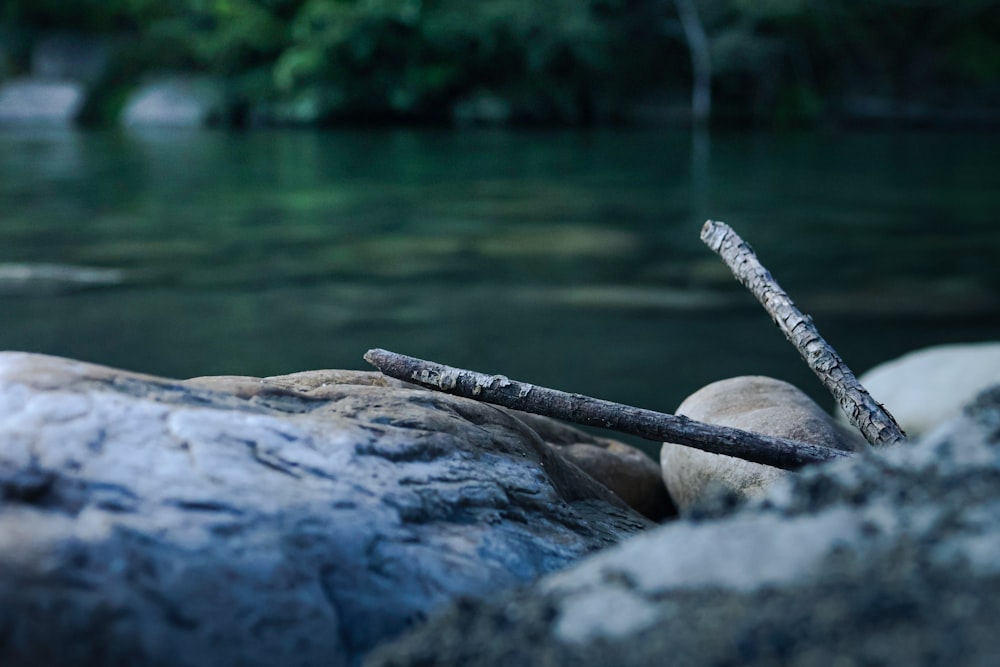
[
  {"xmin": 0, "ymin": 33, "xmax": 114, "ymax": 126},
  {"xmin": 122, "ymin": 76, "xmax": 226, "ymax": 128},
  {"xmin": 0, "ymin": 78, "xmax": 85, "ymax": 125},
  {"xmin": 513, "ymin": 412, "xmax": 676, "ymax": 522},
  {"xmin": 452, "ymin": 92, "xmax": 512, "ymax": 126},
  {"xmin": 844, "ymin": 342, "xmax": 1000, "ymax": 437},
  {"xmin": 184, "ymin": 368, "xmax": 411, "ymax": 397},
  {"xmin": 660, "ymin": 376, "xmax": 863, "ymax": 512},
  {"xmin": 556, "ymin": 442, "xmax": 674, "ymax": 522},
  {"xmin": 366, "ymin": 386, "xmax": 1000, "ymax": 667},
  {"xmin": 0, "ymin": 353, "xmax": 650, "ymax": 667},
  {"xmin": 186, "ymin": 375, "xmax": 674, "ymax": 521}
]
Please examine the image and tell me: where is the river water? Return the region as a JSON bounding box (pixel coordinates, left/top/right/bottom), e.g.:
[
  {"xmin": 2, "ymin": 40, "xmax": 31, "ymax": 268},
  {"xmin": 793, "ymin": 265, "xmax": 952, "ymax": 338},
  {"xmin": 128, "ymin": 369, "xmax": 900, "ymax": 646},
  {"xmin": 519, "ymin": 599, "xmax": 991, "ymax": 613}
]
[{"xmin": 1, "ymin": 128, "xmax": 997, "ymax": 452}]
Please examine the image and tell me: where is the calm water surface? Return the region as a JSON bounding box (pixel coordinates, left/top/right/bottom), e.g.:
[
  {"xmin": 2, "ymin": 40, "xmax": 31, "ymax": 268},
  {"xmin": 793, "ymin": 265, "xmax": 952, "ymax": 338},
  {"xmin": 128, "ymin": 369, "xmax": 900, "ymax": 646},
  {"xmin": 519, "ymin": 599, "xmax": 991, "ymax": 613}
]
[{"xmin": 1, "ymin": 128, "xmax": 997, "ymax": 452}]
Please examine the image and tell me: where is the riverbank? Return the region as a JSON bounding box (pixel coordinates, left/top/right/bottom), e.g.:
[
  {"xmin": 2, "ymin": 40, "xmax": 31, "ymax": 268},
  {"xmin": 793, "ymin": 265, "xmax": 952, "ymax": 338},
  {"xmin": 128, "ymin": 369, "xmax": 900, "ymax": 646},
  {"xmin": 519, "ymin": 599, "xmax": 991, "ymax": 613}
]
[{"xmin": 1, "ymin": 25, "xmax": 998, "ymax": 129}]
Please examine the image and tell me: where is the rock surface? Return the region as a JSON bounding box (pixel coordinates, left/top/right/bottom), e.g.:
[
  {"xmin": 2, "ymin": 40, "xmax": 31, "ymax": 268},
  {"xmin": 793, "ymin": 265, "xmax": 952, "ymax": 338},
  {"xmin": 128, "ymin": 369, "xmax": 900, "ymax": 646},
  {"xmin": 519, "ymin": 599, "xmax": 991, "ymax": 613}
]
[
  {"xmin": 0, "ymin": 353, "xmax": 650, "ymax": 667},
  {"xmin": 0, "ymin": 33, "xmax": 112, "ymax": 126},
  {"xmin": 367, "ymin": 385, "xmax": 1000, "ymax": 667},
  {"xmin": 557, "ymin": 441, "xmax": 674, "ymax": 522},
  {"xmin": 844, "ymin": 341, "xmax": 1000, "ymax": 437},
  {"xmin": 512, "ymin": 411, "xmax": 675, "ymax": 521},
  {"xmin": 661, "ymin": 376, "xmax": 863, "ymax": 512},
  {"xmin": 186, "ymin": 374, "xmax": 674, "ymax": 521},
  {"xmin": 0, "ymin": 78, "xmax": 85, "ymax": 125},
  {"xmin": 121, "ymin": 76, "xmax": 225, "ymax": 127}
]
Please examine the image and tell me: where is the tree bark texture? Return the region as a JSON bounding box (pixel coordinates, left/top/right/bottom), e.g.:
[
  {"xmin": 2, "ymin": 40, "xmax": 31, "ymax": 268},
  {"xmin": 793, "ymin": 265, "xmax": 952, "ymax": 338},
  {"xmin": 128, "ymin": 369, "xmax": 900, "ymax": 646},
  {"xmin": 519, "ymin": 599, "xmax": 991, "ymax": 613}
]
[
  {"xmin": 700, "ymin": 220, "xmax": 906, "ymax": 448},
  {"xmin": 364, "ymin": 349, "xmax": 852, "ymax": 471}
]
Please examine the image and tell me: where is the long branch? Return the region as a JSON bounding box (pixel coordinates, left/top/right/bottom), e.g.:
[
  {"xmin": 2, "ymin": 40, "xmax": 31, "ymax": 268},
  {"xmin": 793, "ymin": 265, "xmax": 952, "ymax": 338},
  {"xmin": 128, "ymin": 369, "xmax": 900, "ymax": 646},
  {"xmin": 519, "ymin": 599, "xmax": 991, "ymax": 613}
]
[
  {"xmin": 364, "ymin": 349, "xmax": 852, "ymax": 471},
  {"xmin": 700, "ymin": 220, "xmax": 906, "ymax": 448}
]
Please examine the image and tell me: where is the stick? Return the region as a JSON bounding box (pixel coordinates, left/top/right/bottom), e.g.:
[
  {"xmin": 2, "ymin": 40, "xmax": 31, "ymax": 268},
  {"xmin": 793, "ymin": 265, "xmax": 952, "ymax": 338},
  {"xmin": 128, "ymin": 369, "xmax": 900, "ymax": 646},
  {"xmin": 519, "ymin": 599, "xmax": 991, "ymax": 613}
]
[
  {"xmin": 700, "ymin": 220, "xmax": 906, "ymax": 448},
  {"xmin": 364, "ymin": 349, "xmax": 852, "ymax": 471}
]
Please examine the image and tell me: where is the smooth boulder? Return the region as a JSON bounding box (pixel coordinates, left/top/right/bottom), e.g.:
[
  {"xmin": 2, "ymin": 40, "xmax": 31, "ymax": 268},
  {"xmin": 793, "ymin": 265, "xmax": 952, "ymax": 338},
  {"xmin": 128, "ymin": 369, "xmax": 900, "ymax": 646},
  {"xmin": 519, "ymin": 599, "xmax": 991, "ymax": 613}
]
[
  {"xmin": 660, "ymin": 376, "xmax": 863, "ymax": 512},
  {"xmin": 0, "ymin": 353, "xmax": 650, "ymax": 667},
  {"xmin": 0, "ymin": 79, "xmax": 85, "ymax": 125},
  {"xmin": 0, "ymin": 33, "xmax": 113, "ymax": 126},
  {"xmin": 845, "ymin": 341, "xmax": 1000, "ymax": 437},
  {"xmin": 367, "ymin": 386, "xmax": 1000, "ymax": 667},
  {"xmin": 122, "ymin": 76, "xmax": 225, "ymax": 127},
  {"xmin": 187, "ymin": 374, "xmax": 675, "ymax": 521}
]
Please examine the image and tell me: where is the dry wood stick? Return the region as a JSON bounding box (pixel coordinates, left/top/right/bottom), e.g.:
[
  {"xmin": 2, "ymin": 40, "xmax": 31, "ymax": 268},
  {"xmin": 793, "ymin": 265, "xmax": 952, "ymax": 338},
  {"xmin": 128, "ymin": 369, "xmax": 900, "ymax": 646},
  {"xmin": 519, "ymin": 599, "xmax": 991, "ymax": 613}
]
[
  {"xmin": 700, "ymin": 220, "xmax": 906, "ymax": 448},
  {"xmin": 364, "ymin": 348, "xmax": 852, "ymax": 471}
]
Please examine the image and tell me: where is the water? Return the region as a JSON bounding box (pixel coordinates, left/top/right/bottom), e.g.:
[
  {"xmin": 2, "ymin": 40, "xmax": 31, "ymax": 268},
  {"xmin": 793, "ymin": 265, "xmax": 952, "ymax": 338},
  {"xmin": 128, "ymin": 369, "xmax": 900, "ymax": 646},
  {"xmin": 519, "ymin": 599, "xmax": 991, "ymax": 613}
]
[{"xmin": 1, "ymin": 128, "xmax": 998, "ymax": 453}]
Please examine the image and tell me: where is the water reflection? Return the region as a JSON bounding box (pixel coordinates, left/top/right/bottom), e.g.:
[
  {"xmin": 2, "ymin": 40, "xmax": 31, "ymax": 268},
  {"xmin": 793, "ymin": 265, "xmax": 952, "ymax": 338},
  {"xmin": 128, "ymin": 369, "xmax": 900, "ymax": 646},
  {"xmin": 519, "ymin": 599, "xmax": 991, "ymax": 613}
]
[
  {"xmin": 690, "ymin": 125, "xmax": 711, "ymax": 223},
  {"xmin": 0, "ymin": 127, "xmax": 997, "ymax": 454}
]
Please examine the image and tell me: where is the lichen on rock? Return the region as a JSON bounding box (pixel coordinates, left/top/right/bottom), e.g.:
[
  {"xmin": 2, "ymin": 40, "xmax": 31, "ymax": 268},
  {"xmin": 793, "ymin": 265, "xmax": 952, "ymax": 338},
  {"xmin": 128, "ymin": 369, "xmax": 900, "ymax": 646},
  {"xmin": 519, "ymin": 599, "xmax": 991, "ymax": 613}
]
[{"xmin": 366, "ymin": 383, "xmax": 1000, "ymax": 667}]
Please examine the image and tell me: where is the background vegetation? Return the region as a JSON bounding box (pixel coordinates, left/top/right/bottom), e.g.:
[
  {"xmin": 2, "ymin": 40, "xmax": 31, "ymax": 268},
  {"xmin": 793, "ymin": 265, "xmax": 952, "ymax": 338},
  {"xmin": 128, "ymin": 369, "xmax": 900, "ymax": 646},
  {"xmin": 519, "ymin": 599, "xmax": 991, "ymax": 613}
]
[{"xmin": 1, "ymin": 0, "xmax": 999, "ymax": 126}]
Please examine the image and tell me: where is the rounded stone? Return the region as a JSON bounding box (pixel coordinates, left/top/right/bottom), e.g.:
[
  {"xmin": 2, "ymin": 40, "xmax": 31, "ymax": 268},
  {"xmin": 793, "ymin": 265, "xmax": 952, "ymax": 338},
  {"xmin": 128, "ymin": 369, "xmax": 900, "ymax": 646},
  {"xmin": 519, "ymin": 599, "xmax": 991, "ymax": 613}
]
[
  {"xmin": 660, "ymin": 376, "xmax": 863, "ymax": 512},
  {"xmin": 845, "ymin": 342, "xmax": 1000, "ymax": 438}
]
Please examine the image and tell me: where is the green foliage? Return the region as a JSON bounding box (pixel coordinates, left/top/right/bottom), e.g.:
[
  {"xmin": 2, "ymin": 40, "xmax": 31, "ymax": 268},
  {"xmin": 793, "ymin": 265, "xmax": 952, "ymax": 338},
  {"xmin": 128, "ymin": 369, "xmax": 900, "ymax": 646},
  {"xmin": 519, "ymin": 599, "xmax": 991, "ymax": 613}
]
[
  {"xmin": 665, "ymin": 0, "xmax": 1000, "ymax": 124},
  {"xmin": 795, "ymin": 0, "xmax": 1000, "ymax": 93},
  {"xmin": 0, "ymin": 0, "xmax": 996, "ymax": 125},
  {"xmin": 0, "ymin": 0, "xmax": 177, "ymax": 34},
  {"xmin": 269, "ymin": 0, "xmax": 620, "ymax": 121},
  {"xmin": 273, "ymin": 0, "xmax": 433, "ymax": 119},
  {"xmin": 153, "ymin": 0, "xmax": 287, "ymax": 73},
  {"xmin": 949, "ymin": 29, "xmax": 1000, "ymax": 86},
  {"xmin": 0, "ymin": 0, "xmax": 632, "ymax": 123}
]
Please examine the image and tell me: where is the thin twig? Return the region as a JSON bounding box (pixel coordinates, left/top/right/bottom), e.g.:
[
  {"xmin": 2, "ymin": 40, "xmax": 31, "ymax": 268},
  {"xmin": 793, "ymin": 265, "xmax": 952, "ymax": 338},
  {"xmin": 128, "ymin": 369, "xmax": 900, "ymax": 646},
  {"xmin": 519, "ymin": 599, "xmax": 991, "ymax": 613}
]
[
  {"xmin": 700, "ymin": 220, "xmax": 906, "ymax": 448},
  {"xmin": 364, "ymin": 349, "xmax": 852, "ymax": 471}
]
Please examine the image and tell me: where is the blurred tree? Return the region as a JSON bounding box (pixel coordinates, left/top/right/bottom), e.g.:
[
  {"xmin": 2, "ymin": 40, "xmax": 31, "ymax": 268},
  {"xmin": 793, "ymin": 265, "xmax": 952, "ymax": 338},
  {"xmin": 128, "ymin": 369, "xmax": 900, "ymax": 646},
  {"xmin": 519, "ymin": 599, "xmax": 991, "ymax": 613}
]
[
  {"xmin": 673, "ymin": 0, "xmax": 710, "ymax": 123},
  {"xmin": 271, "ymin": 0, "xmax": 623, "ymax": 123},
  {"xmin": 803, "ymin": 0, "xmax": 1000, "ymax": 103},
  {"xmin": 0, "ymin": 0, "xmax": 996, "ymax": 125}
]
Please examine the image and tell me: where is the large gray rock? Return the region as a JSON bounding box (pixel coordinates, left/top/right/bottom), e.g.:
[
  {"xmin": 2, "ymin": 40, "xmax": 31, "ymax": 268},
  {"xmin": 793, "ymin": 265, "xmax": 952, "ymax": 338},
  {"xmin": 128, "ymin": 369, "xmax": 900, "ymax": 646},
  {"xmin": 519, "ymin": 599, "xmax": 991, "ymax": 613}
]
[
  {"xmin": 661, "ymin": 376, "xmax": 863, "ymax": 512},
  {"xmin": 367, "ymin": 385, "xmax": 1000, "ymax": 667},
  {"xmin": 0, "ymin": 353, "xmax": 650, "ymax": 667},
  {"xmin": 0, "ymin": 33, "xmax": 113, "ymax": 126},
  {"xmin": 188, "ymin": 373, "xmax": 673, "ymax": 521},
  {"xmin": 0, "ymin": 78, "xmax": 85, "ymax": 125},
  {"xmin": 121, "ymin": 76, "xmax": 226, "ymax": 127},
  {"xmin": 843, "ymin": 342, "xmax": 1000, "ymax": 437}
]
